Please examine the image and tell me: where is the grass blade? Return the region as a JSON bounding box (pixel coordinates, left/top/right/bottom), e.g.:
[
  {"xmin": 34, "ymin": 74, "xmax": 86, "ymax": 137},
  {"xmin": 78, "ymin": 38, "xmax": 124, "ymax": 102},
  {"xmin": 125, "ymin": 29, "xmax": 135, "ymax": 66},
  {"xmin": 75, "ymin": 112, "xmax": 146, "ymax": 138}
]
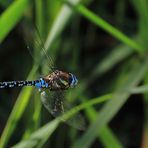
[
  {"xmin": 45, "ymin": 0, "xmax": 82, "ymax": 50},
  {"xmin": 0, "ymin": 0, "xmax": 29, "ymax": 42},
  {"xmin": 66, "ymin": 2, "xmax": 144, "ymax": 55},
  {"xmin": 84, "ymin": 102, "xmax": 123, "ymax": 148}
]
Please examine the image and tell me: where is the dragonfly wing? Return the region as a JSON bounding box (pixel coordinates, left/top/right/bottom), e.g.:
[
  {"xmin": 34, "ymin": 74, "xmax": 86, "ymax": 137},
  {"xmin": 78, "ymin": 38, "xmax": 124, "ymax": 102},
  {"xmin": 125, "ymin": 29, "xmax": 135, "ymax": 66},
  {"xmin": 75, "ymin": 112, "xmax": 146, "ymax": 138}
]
[
  {"xmin": 57, "ymin": 91, "xmax": 86, "ymax": 130},
  {"xmin": 21, "ymin": 23, "xmax": 55, "ymax": 73},
  {"xmin": 40, "ymin": 89, "xmax": 64, "ymax": 116},
  {"xmin": 65, "ymin": 109, "xmax": 86, "ymax": 131},
  {"xmin": 40, "ymin": 89, "xmax": 85, "ymax": 130}
]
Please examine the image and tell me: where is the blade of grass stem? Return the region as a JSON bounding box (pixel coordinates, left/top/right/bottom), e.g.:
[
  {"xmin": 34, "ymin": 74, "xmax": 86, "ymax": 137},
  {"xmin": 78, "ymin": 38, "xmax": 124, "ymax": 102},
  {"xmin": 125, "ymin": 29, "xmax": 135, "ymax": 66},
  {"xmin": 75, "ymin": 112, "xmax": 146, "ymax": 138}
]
[
  {"xmin": 66, "ymin": 2, "xmax": 144, "ymax": 55},
  {"xmin": 0, "ymin": 0, "xmax": 29, "ymax": 42},
  {"xmin": 83, "ymin": 98, "xmax": 122, "ymax": 148}
]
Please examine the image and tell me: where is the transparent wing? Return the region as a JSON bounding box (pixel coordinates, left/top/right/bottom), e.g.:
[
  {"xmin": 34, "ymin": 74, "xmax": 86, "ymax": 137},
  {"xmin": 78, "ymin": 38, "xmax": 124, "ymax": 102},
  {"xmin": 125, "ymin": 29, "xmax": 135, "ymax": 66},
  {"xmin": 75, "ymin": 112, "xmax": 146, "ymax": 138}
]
[
  {"xmin": 40, "ymin": 89, "xmax": 85, "ymax": 130},
  {"xmin": 40, "ymin": 90, "xmax": 64, "ymax": 116},
  {"xmin": 21, "ymin": 22, "xmax": 55, "ymax": 73}
]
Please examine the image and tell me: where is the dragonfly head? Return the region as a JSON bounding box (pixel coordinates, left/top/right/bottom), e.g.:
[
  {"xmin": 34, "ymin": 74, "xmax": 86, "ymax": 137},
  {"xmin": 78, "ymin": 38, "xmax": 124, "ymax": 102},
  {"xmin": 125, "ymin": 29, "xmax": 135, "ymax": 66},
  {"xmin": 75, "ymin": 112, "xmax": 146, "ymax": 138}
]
[{"xmin": 69, "ymin": 73, "xmax": 78, "ymax": 88}]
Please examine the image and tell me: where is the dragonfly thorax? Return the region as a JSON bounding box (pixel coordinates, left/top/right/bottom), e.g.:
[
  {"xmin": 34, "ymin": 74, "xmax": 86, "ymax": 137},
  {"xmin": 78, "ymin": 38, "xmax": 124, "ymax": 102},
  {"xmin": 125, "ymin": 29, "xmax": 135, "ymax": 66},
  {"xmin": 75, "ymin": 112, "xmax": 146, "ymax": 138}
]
[{"xmin": 42, "ymin": 70, "xmax": 78, "ymax": 90}]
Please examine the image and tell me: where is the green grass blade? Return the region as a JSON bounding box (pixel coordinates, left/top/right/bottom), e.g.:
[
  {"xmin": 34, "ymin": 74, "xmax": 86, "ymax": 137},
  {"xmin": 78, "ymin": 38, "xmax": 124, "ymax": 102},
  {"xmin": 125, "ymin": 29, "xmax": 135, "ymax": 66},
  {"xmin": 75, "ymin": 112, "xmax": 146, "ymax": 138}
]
[
  {"xmin": 99, "ymin": 127, "xmax": 122, "ymax": 148},
  {"xmin": 66, "ymin": 2, "xmax": 144, "ymax": 55},
  {"xmin": 12, "ymin": 119, "xmax": 60, "ymax": 148},
  {"xmin": 91, "ymin": 44, "xmax": 133, "ymax": 79},
  {"xmin": 72, "ymin": 57, "xmax": 148, "ymax": 148},
  {"xmin": 35, "ymin": 0, "xmax": 44, "ymax": 35},
  {"xmin": 84, "ymin": 103, "xmax": 123, "ymax": 148},
  {"xmin": 0, "ymin": 0, "xmax": 29, "ymax": 42},
  {"xmin": 131, "ymin": 0, "xmax": 148, "ymax": 21},
  {"xmin": 129, "ymin": 85, "xmax": 148, "ymax": 94},
  {"xmin": 12, "ymin": 94, "xmax": 112, "ymax": 148},
  {"xmin": 45, "ymin": 0, "xmax": 82, "ymax": 50},
  {"xmin": 131, "ymin": 0, "xmax": 148, "ymax": 51}
]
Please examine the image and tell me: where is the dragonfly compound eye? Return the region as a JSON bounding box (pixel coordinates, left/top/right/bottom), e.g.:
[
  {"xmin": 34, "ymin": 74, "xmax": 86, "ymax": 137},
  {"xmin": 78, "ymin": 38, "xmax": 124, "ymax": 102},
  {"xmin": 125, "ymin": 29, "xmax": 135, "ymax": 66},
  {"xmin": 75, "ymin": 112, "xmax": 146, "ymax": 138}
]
[{"xmin": 69, "ymin": 73, "xmax": 78, "ymax": 87}]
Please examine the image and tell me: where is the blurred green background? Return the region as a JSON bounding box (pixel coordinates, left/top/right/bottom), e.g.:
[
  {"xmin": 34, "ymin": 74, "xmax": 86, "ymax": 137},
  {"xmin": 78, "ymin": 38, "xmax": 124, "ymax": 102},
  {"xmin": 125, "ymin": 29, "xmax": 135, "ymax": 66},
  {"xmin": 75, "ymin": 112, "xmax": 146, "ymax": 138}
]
[{"xmin": 0, "ymin": 0, "xmax": 148, "ymax": 147}]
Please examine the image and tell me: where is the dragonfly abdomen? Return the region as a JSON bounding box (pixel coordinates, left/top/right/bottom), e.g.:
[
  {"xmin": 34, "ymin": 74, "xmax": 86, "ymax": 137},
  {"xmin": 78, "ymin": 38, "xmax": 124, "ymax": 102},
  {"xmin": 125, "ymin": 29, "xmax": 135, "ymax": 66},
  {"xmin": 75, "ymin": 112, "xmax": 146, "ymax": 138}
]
[
  {"xmin": 0, "ymin": 80, "xmax": 40, "ymax": 88},
  {"xmin": 0, "ymin": 78, "xmax": 50, "ymax": 89},
  {"xmin": 0, "ymin": 71, "xmax": 78, "ymax": 90}
]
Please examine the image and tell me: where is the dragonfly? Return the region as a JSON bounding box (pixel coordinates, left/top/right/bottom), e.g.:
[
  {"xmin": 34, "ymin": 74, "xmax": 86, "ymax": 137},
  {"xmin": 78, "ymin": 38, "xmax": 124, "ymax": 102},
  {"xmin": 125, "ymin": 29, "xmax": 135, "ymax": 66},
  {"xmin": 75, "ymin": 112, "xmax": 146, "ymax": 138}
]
[
  {"xmin": 0, "ymin": 70, "xmax": 78, "ymax": 90},
  {"xmin": 0, "ymin": 25, "xmax": 85, "ymax": 130}
]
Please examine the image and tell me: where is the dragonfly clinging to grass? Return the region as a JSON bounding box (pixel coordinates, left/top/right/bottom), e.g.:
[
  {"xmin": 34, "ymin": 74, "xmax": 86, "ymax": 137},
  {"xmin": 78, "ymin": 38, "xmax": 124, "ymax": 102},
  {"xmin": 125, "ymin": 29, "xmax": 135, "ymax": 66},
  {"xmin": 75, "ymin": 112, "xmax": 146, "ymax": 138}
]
[{"xmin": 0, "ymin": 25, "xmax": 85, "ymax": 130}]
